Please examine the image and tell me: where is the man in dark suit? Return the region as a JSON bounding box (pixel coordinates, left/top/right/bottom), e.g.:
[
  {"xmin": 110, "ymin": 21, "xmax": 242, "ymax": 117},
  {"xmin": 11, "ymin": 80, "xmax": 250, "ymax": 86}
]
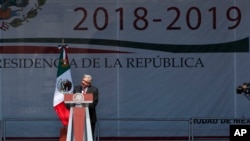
[{"xmin": 73, "ymin": 74, "xmax": 99, "ymax": 139}]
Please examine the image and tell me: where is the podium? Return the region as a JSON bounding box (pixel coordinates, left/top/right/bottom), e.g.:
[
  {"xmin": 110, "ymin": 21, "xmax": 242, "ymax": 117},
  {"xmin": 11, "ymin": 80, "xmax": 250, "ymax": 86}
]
[{"xmin": 64, "ymin": 93, "xmax": 93, "ymax": 141}]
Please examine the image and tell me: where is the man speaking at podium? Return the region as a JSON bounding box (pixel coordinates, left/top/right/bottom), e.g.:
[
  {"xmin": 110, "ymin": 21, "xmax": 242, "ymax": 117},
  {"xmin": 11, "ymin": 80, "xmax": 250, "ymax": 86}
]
[{"xmin": 73, "ymin": 74, "xmax": 99, "ymax": 138}]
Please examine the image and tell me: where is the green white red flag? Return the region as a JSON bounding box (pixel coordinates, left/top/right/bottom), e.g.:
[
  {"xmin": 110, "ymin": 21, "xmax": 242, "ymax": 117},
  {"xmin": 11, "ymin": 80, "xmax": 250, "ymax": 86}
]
[{"xmin": 53, "ymin": 44, "xmax": 73, "ymax": 126}]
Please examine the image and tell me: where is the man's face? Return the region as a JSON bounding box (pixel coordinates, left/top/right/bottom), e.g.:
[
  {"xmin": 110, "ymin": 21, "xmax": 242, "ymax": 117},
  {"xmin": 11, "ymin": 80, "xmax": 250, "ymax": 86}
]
[{"xmin": 81, "ymin": 78, "xmax": 91, "ymax": 87}]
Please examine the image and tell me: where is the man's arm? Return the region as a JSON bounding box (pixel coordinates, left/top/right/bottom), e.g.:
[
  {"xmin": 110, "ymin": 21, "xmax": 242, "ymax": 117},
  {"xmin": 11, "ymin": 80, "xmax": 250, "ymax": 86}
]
[{"xmin": 92, "ymin": 87, "xmax": 99, "ymax": 108}]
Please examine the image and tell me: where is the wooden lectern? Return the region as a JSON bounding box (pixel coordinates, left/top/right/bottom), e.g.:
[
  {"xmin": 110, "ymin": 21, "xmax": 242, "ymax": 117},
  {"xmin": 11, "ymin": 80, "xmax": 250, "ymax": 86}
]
[{"xmin": 64, "ymin": 93, "xmax": 93, "ymax": 141}]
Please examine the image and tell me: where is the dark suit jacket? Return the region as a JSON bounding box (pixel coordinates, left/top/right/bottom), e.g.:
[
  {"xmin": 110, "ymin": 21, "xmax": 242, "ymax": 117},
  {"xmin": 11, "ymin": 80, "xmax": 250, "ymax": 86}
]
[{"xmin": 73, "ymin": 85, "xmax": 99, "ymax": 123}]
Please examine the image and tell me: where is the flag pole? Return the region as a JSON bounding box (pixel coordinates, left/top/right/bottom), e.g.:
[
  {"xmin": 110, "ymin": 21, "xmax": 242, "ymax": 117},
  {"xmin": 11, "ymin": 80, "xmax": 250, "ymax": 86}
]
[
  {"xmin": 54, "ymin": 38, "xmax": 73, "ymax": 141},
  {"xmin": 62, "ymin": 39, "xmax": 65, "ymax": 46}
]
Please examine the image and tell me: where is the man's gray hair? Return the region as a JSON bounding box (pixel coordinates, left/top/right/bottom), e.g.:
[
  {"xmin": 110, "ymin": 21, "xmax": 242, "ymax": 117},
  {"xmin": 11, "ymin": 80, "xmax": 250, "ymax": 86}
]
[{"xmin": 83, "ymin": 74, "xmax": 92, "ymax": 81}]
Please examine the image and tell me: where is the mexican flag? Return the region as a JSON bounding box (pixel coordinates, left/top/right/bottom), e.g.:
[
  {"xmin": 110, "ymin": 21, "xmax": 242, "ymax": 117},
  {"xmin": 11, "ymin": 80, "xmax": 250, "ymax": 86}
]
[{"xmin": 53, "ymin": 44, "xmax": 73, "ymax": 126}]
